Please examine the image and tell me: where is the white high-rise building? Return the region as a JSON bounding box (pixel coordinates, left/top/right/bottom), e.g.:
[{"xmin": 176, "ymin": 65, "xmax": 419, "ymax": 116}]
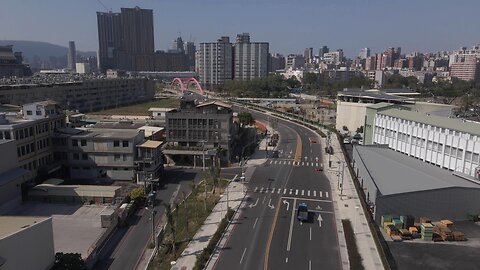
[
  {"xmin": 359, "ymin": 48, "xmax": 371, "ymax": 60},
  {"xmin": 234, "ymin": 33, "xmax": 269, "ymax": 80},
  {"xmin": 196, "ymin": 37, "xmax": 233, "ymax": 85}
]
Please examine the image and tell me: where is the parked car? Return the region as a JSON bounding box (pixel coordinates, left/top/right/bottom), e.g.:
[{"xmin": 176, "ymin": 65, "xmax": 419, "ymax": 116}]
[{"xmin": 343, "ymin": 138, "xmax": 350, "ymax": 144}]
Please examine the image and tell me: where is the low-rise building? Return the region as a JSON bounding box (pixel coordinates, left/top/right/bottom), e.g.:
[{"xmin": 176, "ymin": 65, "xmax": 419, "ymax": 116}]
[{"xmin": 135, "ymin": 140, "xmax": 164, "ymax": 183}]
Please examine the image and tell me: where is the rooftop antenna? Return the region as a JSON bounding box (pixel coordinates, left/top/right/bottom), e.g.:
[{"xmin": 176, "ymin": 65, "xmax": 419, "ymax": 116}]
[{"xmin": 96, "ymin": 0, "xmax": 111, "ymax": 12}]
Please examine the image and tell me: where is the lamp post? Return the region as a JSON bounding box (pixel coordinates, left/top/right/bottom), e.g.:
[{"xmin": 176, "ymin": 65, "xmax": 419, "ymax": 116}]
[{"xmin": 145, "ymin": 207, "xmax": 157, "ymax": 249}]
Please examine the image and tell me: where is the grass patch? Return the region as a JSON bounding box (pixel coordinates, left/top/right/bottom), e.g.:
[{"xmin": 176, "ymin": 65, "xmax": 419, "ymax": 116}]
[
  {"xmin": 148, "ymin": 179, "xmax": 229, "ymax": 270},
  {"xmin": 342, "ymin": 219, "xmax": 364, "ymax": 270},
  {"xmin": 90, "ymin": 98, "xmax": 180, "ymax": 116}
]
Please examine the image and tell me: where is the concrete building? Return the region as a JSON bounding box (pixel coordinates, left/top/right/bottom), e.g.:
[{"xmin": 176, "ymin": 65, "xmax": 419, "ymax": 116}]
[
  {"xmin": 0, "ymin": 101, "xmax": 66, "ymax": 180},
  {"xmin": 184, "ymin": 41, "xmax": 196, "ymax": 71},
  {"xmin": 304, "ymin": 47, "xmax": 314, "ymax": 63},
  {"xmin": 75, "ymin": 63, "xmax": 90, "ymax": 74},
  {"xmin": 135, "ymin": 140, "xmax": 164, "ymax": 183},
  {"xmin": 0, "ymin": 45, "xmax": 31, "ymax": 78},
  {"xmin": 233, "ymin": 33, "xmax": 269, "ymax": 80},
  {"xmin": 164, "ymin": 99, "xmax": 235, "ymax": 165},
  {"xmin": 196, "ymin": 37, "xmax": 233, "ymax": 85},
  {"xmin": 0, "ymin": 140, "xmax": 31, "ymax": 214},
  {"xmin": 54, "ymin": 127, "xmax": 145, "ymax": 181},
  {"xmin": 148, "ymin": 107, "xmax": 175, "ymax": 119},
  {"xmin": 0, "ymin": 216, "xmax": 55, "ymax": 270},
  {"xmin": 359, "ymin": 48, "xmax": 370, "ymax": 60},
  {"xmin": 68, "ymin": 41, "xmax": 76, "ymax": 72},
  {"xmin": 319, "ymin": 46, "xmax": 329, "ymax": 58},
  {"xmin": 269, "ymin": 53, "xmax": 285, "ymax": 72},
  {"xmin": 449, "ymin": 44, "xmax": 480, "ymax": 67},
  {"xmin": 335, "ymin": 89, "xmax": 414, "ymax": 133},
  {"xmin": 0, "ymin": 78, "xmax": 154, "ymax": 112},
  {"xmin": 353, "ymin": 145, "xmax": 480, "ymax": 222},
  {"xmin": 97, "ymin": 11, "xmax": 123, "ymax": 72},
  {"xmin": 450, "ymin": 59, "xmax": 480, "ymax": 82},
  {"xmin": 365, "ymin": 103, "xmax": 480, "ymax": 180},
  {"xmin": 323, "ymin": 50, "xmax": 343, "ymax": 65},
  {"xmin": 285, "ymin": 54, "xmax": 304, "ymax": 70}
]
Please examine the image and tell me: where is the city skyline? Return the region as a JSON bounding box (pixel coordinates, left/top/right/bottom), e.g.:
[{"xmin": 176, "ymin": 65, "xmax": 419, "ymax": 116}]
[{"xmin": 1, "ymin": 0, "xmax": 479, "ymax": 57}]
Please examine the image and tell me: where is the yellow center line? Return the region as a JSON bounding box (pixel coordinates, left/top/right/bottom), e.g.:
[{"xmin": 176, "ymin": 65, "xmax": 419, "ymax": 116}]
[
  {"xmin": 263, "ymin": 198, "xmax": 282, "ymax": 270},
  {"xmin": 294, "ymin": 133, "xmax": 302, "ymax": 163}
]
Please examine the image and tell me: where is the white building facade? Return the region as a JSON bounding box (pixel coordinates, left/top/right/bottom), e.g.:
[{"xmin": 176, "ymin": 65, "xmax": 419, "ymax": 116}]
[{"xmin": 372, "ymin": 109, "xmax": 480, "ymax": 179}]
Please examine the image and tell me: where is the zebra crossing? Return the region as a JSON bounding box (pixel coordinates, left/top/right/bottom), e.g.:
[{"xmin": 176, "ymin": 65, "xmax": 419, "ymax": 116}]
[
  {"xmin": 252, "ymin": 186, "xmax": 329, "ymax": 199},
  {"xmin": 266, "ymin": 160, "xmax": 322, "ymax": 167}
]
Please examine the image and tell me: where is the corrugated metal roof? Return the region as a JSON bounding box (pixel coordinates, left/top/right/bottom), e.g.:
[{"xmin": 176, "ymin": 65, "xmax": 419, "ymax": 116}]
[
  {"xmin": 137, "ymin": 140, "xmax": 162, "ymax": 148},
  {"xmin": 379, "ymin": 107, "xmax": 480, "ymax": 136},
  {"xmin": 354, "ymin": 145, "xmax": 480, "ymax": 196}
]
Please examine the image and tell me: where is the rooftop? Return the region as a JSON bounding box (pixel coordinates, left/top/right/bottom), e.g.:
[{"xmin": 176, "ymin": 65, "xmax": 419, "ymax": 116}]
[
  {"xmin": 30, "ymin": 179, "xmax": 121, "ymax": 198},
  {"xmin": 196, "ymin": 100, "xmax": 232, "ymax": 109},
  {"xmin": 0, "ymin": 168, "xmax": 30, "ymax": 187},
  {"xmin": 0, "ymin": 216, "xmax": 50, "ymax": 239},
  {"xmin": 338, "ymin": 89, "xmax": 414, "ymax": 102},
  {"xmin": 137, "ymin": 140, "xmax": 162, "ymax": 149},
  {"xmin": 63, "ymin": 127, "xmax": 141, "ymax": 139},
  {"xmin": 354, "ymin": 145, "xmax": 480, "ymax": 196},
  {"xmin": 379, "ymin": 107, "xmax": 480, "ymax": 136},
  {"xmin": 148, "ymin": 107, "xmax": 175, "ymax": 112}
]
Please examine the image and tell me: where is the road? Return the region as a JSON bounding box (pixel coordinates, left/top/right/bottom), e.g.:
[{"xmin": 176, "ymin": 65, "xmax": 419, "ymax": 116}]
[{"xmin": 214, "ymin": 107, "xmax": 342, "ymax": 270}]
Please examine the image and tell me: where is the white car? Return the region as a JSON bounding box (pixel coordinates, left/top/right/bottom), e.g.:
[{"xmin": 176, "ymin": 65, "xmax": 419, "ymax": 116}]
[
  {"xmin": 359, "ymin": 139, "xmax": 364, "ymax": 145},
  {"xmin": 343, "ymin": 138, "xmax": 350, "ymax": 144}
]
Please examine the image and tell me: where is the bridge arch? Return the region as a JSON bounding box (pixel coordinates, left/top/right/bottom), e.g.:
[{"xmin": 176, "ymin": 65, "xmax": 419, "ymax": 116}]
[{"xmin": 171, "ymin": 77, "xmax": 204, "ymax": 95}]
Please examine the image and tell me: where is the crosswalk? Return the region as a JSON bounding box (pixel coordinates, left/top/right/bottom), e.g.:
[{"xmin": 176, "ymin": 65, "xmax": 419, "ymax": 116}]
[
  {"xmin": 252, "ymin": 186, "xmax": 329, "ymax": 199},
  {"xmin": 266, "ymin": 160, "xmax": 322, "ymax": 167}
]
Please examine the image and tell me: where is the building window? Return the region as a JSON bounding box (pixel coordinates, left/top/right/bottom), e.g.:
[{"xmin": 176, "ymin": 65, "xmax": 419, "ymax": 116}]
[
  {"xmin": 72, "ymin": 139, "xmax": 78, "ymax": 147},
  {"xmin": 36, "ymin": 110, "xmax": 41, "ymax": 115},
  {"xmin": 73, "ymin": 153, "xmax": 79, "ymax": 160},
  {"xmin": 114, "ymin": 141, "xmax": 120, "ymax": 147},
  {"xmin": 82, "ymin": 153, "xmax": 88, "ymax": 160},
  {"xmin": 114, "ymin": 154, "xmax": 120, "ymax": 161},
  {"xmin": 27, "ymin": 110, "xmax": 32, "ymax": 115},
  {"xmin": 81, "ymin": 140, "xmax": 87, "ymax": 146},
  {"xmin": 123, "ymin": 154, "xmax": 127, "ymax": 161},
  {"xmin": 122, "ymin": 141, "xmax": 129, "ymax": 147}
]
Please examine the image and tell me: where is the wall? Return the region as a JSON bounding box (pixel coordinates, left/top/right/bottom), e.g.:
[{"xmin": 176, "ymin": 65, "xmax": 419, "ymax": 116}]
[
  {"xmin": 352, "ymin": 146, "xmax": 379, "ymax": 205},
  {"xmin": 335, "ymin": 101, "xmax": 369, "ymax": 133},
  {"xmin": 0, "ymin": 218, "xmax": 55, "ymax": 270},
  {"xmin": 0, "ymin": 140, "xmax": 17, "ymax": 171}
]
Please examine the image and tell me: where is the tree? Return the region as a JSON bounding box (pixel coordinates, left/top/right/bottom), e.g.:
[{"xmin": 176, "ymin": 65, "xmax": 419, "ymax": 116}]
[
  {"xmin": 304, "ymin": 72, "xmax": 318, "ymax": 89},
  {"xmin": 286, "ymin": 76, "xmax": 301, "ymax": 89},
  {"xmin": 209, "ymin": 165, "xmax": 221, "ymax": 194},
  {"xmin": 165, "ymin": 203, "xmax": 176, "ymax": 254},
  {"xmin": 238, "ymin": 112, "xmax": 254, "ymax": 127},
  {"xmin": 51, "ymin": 253, "xmax": 87, "ymax": 270},
  {"xmin": 130, "ymin": 186, "xmax": 145, "ymax": 202}
]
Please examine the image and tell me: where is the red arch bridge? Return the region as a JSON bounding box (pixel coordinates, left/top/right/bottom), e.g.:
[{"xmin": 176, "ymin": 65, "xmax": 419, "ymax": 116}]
[{"xmin": 171, "ymin": 77, "xmax": 205, "ymax": 95}]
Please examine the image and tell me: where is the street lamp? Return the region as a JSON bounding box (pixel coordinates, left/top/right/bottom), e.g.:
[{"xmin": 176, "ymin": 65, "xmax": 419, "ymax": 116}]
[{"xmin": 145, "ymin": 207, "xmax": 157, "ymax": 249}]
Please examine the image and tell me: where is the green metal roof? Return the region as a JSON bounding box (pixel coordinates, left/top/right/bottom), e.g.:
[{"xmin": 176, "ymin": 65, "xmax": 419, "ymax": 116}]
[{"xmin": 378, "ymin": 108, "xmax": 480, "ymax": 136}]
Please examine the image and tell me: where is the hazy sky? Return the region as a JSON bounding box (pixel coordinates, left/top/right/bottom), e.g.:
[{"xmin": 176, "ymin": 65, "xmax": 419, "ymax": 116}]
[{"xmin": 1, "ymin": 0, "xmax": 479, "ymax": 57}]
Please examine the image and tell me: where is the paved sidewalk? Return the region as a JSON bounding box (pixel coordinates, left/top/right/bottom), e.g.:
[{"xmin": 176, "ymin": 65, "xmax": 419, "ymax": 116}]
[
  {"xmin": 172, "ymin": 182, "xmax": 246, "ymax": 270},
  {"xmin": 319, "ymin": 129, "xmax": 384, "ymax": 270}
]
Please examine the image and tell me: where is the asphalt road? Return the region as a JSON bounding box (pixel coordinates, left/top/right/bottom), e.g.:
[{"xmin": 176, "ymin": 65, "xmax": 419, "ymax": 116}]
[{"xmin": 214, "ymin": 108, "xmax": 341, "ymax": 270}]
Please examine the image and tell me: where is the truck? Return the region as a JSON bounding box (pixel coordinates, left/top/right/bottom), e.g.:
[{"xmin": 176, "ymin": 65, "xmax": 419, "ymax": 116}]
[{"xmin": 297, "ymin": 203, "xmax": 309, "ymax": 222}]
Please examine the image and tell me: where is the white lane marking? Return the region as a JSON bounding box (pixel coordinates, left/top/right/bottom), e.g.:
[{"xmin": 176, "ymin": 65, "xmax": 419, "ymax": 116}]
[
  {"xmin": 271, "ymin": 188, "xmax": 275, "ymax": 194},
  {"xmin": 309, "ymin": 260, "xmax": 312, "ymax": 270},
  {"xmin": 319, "ymin": 191, "xmax": 323, "ymax": 197},
  {"xmin": 253, "ymin": 217, "xmax": 259, "ymax": 229},
  {"xmin": 287, "ymin": 198, "xmax": 297, "ymax": 251},
  {"xmin": 326, "ymin": 191, "xmax": 329, "ymax": 198},
  {"xmin": 278, "ymin": 188, "xmax": 281, "ymax": 194},
  {"xmin": 313, "ymin": 190, "xmax": 317, "ymax": 197},
  {"xmin": 254, "ymin": 187, "xmax": 258, "ymax": 192},
  {"xmin": 295, "ymin": 189, "xmax": 298, "ymax": 196},
  {"xmin": 289, "ymin": 189, "xmax": 293, "ymax": 195},
  {"xmin": 307, "ymin": 190, "xmax": 310, "ymax": 197},
  {"xmin": 286, "ymin": 257, "xmax": 288, "ymax": 263},
  {"xmin": 240, "ymin": 247, "xmax": 247, "ymax": 264},
  {"xmin": 316, "ymin": 163, "xmax": 319, "ymax": 167},
  {"xmin": 260, "ymin": 187, "xmax": 264, "ymax": 193},
  {"xmin": 301, "ymin": 162, "xmax": 304, "ymax": 166},
  {"xmin": 301, "ymin": 190, "xmax": 305, "ymax": 196},
  {"xmin": 262, "ymin": 195, "xmax": 267, "ymax": 204},
  {"xmin": 281, "ymin": 196, "xmax": 332, "ymax": 203},
  {"xmin": 283, "ymin": 189, "xmax": 287, "ymax": 194},
  {"xmin": 310, "ymin": 227, "xmax": 312, "ymax": 241},
  {"xmin": 249, "ymin": 198, "xmax": 259, "ymax": 208}
]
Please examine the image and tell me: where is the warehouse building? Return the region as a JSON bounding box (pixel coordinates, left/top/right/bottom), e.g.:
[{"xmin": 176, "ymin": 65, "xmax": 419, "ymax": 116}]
[{"xmin": 353, "ymin": 145, "xmax": 480, "ymax": 223}]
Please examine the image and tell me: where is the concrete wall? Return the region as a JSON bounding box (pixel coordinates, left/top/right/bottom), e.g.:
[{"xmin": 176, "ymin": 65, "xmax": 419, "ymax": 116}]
[
  {"xmin": 0, "ymin": 140, "xmax": 17, "ymax": 171},
  {"xmin": 375, "ymin": 187, "xmax": 480, "ymax": 222},
  {"xmin": 352, "ymin": 146, "xmax": 379, "ymax": 204},
  {"xmin": 335, "ymin": 101, "xmax": 369, "ymax": 133},
  {"xmin": 0, "ymin": 218, "xmax": 55, "ymax": 270}
]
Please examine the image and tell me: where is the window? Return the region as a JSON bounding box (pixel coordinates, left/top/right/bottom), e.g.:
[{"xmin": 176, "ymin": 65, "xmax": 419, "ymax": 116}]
[
  {"xmin": 473, "ymin": 153, "xmax": 480, "ymax": 164},
  {"xmin": 27, "ymin": 110, "xmax": 32, "ymax": 115},
  {"xmin": 122, "ymin": 141, "xmax": 129, "ymax": 147},
  {"xmin": 466, "ymin": 151, "xmax": 473, "ymax": 161},
  {"xmin": 36, "ymin": 110, "xmax": 41, "ymax": 115},
  {"xmin": 72, "ymin": 139, "xmax": 78, "ymax": 147},
  {"xmin": 122, "ymin": 154, "xmax": 127, "ymax": 161},
  {"xmin": 114, "ymin": 140, "xmax": 120, "ymax": 147},
  {"xmin": 457, "ymin": 149, "xmax": 463, "ymax": 159},
  {"xmin": 114, "ymin": 154, "xmax": 120, "ymax": 161},
  {"xmin": 81, "ymin": 140, "xmax": 87, "ymax": 146},
  {"xmin": 4, "ymin": 132, "xmax": 10, "ymax": 139},
  {"xmin": 73, "ymin": 153, "xmax": 79, "ymax": 160},
  {"xmin": 82, "ymin": 153, "xmax": 88, "ymax": 160}
]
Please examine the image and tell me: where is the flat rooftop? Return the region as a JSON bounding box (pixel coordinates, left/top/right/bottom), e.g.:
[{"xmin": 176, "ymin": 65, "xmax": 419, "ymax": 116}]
[
  {"xmin": 57, "ymin": 127, "xmax": 140, "ymax": 139},
  {"xmin": 354, "ymin": 145, "xmax": 480, "ymax": 196},
  {"xmin": 0, "ymin": 216, "xmax": 50, "ymax": 239}
]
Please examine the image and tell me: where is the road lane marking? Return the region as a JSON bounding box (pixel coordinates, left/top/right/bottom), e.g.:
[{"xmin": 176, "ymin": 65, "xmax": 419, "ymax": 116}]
[
  {"xmin": 295, "ymin": 190, "xmax": 298, "ymax": 195},
  {"xmin": 309, "ymin": 209, "xmax": 334, "ymax": 214},
  {"xmin": 260, "ymin": 187, "xmax": 264, "ymax": 193},
  {"xmin": 240, "ymin": 247, "xmax": 247, "ymax": 264},
  {"xmin": 319, "ymin": 191, "xmax": 323, "ymax": 197},
  {"xmin": 286, "ymin": 257, "xmax": 288, "ymax": 263},
  {"xmin": 313, "ymin": 190, "xmax": 317, "ymax": 197},
  {"xmin": 289, "ymin": 189, "xmax": 292, "ymax": 195},
  {"xmin": 253, "ymin": 217, "xmax": 259, "ymax": 229},
  {"xmin": 254, "ymin": 187, "xmax": 258, "ymax": 192},
  {"xmin": 307, "ymin": 190, "xmax": 310, "ymax": 196},
  {"xmin": 309, "ymin": 260, "xmax": 312, "ymax": 270},
  {"xmin": 287, "ymin": 198, "xmax": 297, "ymax": 251},
  {"xmin": 277, "ymin": 189, "xmax": 281, "ymax": 194},
  {"xmin": 301, "ymin": 190, "xmax": 304, "ymax": 196},
  {"xmin": 316, "ymin": 163, "xmax": 319, "ymax": 167},
  {"xmin": 271, "ymin": 188, "xmax": 275, "ymax": 194},
  {"xmin": 281, "ymin": 196, "xmax": 332, "ymax": 203},
  {"xmin": 284, "ymin": 189, "xmax": 287, "ymax": 194},
  {"xmin": 262, "ymin": 196, "xmax": 267, "ymax": 204},
  {"xmin": 326, "ymin": 191, "xmax": 329, "ymax": 198},
  {"xmin": 264, "ymin": 197, "xmax": 282, "ymax": 270},
  {"xmin": 294, "ymin": 133, "xmax": 302, "ymax": 162},
  {"xmin": 310, "ymin": 227, "xmax": 312, "ymax": 241}
]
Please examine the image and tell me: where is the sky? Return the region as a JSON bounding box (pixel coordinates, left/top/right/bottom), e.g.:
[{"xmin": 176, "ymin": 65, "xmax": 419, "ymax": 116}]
[{"xmin": 1, "ymin": 0, "xmax": 479, "ymax": 57}]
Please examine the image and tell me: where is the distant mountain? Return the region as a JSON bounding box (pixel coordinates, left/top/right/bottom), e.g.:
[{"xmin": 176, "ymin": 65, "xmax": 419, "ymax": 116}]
[{"xmin": 0, "ymin": 40, "xmax": 96, "ymax": 63}]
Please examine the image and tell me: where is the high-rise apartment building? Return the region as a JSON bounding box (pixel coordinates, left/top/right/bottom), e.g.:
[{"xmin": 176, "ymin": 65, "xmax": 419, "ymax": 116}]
[
  {"xmin": 450, "ymin": 59, "xmax": 480, "ymax": 82},
  {"xmin": 233, "ymin": 33, "xmax": 269, "ymax": 80},
  {"xmin": 196, "ymin": 37, "xmax": 233, "ymax": 85},
  {"xmin": 97, "ymin": 7, "xmax": 154, "ymax": 72},
  {"xmin": 304, "ymin": 47, "xmax": 314, "ymax": 64},
  {"xmin": 319, "ymin": 46, "xmax": 329, "ymax": 58},
  {"xmin": 184, "ymin": 41, "xmax": 196, "ymax": 71},
  {"xmin": 359, "ymin": 48, "xmax": 371, "ymax": 60},
  {"xmin": 97, "ymin": 11, "xmax": 122, "ymax": 72},
  {"xmin": 269, "ymin": 53, "xmax": 285, "ymax": 72},
  {"xmin": 67, "ymin": 41, "xmax": 76, "ymax": 72},
  {"xmin": 286, "ymin": 54, "xmax": 305, "ymax": 69}
]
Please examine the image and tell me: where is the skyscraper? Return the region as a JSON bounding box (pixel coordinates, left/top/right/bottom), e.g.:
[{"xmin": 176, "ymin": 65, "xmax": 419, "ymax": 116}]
[
  {"xmin": 359, "ymin": 48, "xmax": 370, "ymax": 60},
  {"xmin": 304, "ymin": 47, "xmax": 313, "ymax": 64},
  {"xmin": 197, "ymin": 37, "xmax": 233, "ymax": 85},
  {"xmin": 97, "ymin": 7, "xmax": 154, "ymax": 72},
  {"xmin": 97, "ymin": 11, "xmax": 122, "ymax": 72},
  {"xmin": 319, "ymin": 46, "xmax": 329, "ymax": 58},
  {"xmin": 233, "ymin": 33, "xmax": 269, "ymax": 80},
  {"xmin": 184, "ymin": 41, "xmax": 196, "ymax": 71},
  {"xmin": 172, "ymin": 36, "xmax": 184, "ymax": 53},
  {"xmin": 67, "ymin": 41, "xmax": 76, "ymax": 72}
]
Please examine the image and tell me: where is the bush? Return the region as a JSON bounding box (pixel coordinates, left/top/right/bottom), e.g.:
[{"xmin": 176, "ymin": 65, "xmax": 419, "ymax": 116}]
[{"xmin": 51, "ymin": 252, "xmax": 87, "ymax": 270}]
